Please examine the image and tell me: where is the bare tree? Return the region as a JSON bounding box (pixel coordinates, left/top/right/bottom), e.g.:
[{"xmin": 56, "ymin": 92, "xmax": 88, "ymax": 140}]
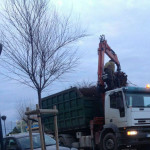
[
  {"xmin": 0, "ymin": 0, "xmax": 87, "ymax": 107},
  {"xmin": 16, "ymin": 99, "xmax": 35, "ymax": 123}
]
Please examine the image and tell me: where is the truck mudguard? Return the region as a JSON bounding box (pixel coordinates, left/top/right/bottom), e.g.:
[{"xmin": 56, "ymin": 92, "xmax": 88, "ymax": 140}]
[
  {"xmin": 99, "ymin": 123, "xmax": 119, "ymax": 143},
  {"xmin": 104, "ymin": 124, "xmax": 119, "ymax": 132}
]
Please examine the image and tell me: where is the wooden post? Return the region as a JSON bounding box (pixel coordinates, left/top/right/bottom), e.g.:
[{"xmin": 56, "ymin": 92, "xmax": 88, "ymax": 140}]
[
  {"xmin": 25, "ymin": 105, "xmax": 58, "ymax": 150},
  {"xmin": 26, "ymin": 107, "xmax": 33, "ymax": 150},
  {"xmin": 54, "ymin": 105, "xmax": 59, "ymax": 150},
  {"xmin": 36, "ymin": 104, "xmax": 45, "ymax": 150}
]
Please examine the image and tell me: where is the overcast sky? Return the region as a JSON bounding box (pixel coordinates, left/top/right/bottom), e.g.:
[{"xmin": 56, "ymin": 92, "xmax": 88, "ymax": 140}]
[{"xmin": 0, "ymin": 0, "xmax": 150, "ymax": 133}]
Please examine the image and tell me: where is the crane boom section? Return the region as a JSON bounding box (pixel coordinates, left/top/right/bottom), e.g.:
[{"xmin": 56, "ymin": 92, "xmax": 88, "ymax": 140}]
[{"xmin": 98, "ymin": 35, "xmax": 121, "ymax": 86}]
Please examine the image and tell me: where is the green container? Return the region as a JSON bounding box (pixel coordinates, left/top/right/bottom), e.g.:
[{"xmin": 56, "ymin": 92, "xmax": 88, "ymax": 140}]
[{"xmin": 42, "ymin": 87, "xmax": 104, "ymax": 133}]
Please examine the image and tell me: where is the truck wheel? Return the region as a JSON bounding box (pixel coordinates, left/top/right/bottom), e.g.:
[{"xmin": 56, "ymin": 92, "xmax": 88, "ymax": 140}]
[{"xmin": 102, "ymin": 133, "xmax": 117, "ymax": 150}]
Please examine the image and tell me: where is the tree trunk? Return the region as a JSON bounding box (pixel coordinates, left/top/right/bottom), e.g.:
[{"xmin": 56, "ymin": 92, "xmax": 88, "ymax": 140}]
[
  {"xmin": 37, "ymin": 90, "xmax": 46, "ymax": 149},
  {"xmin": 38, "ymin": 89, "xmax": 42, "ymax": 108}
]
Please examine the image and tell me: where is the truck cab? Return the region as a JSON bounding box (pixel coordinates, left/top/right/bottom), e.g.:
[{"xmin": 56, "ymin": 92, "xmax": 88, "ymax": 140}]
[{"xmin": 104, "ymin": 86, "xmax": 150, "ymax": 148}]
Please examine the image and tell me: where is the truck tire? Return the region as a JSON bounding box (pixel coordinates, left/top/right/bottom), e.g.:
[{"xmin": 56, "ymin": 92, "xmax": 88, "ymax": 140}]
[{"xmin": 102, "ymin": 133, "xmax": 117, "ymax": 150}]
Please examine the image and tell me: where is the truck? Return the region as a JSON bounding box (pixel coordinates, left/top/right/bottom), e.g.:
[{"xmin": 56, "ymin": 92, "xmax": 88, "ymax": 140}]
[{"xmin": 41, "ymin": 35, "xmax": 150, "ymax": 150}]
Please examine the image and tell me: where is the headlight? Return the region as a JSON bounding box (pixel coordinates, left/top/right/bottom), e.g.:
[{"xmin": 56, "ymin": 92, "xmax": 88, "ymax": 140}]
[{"xmin": 127, "ymin": 130, "xmax": 138, "ymax": 136}]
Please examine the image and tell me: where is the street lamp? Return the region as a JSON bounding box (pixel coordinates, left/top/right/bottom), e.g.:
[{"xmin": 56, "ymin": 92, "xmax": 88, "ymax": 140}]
[{"xmin": 1, "ymin": 116, "xmax": 7, "ymax": 136}]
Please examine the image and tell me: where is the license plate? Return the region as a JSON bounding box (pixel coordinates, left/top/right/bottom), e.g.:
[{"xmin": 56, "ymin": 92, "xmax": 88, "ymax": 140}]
[{"xmin": 147, "ymin": 134, "xmax": 150, "ymax": 137}]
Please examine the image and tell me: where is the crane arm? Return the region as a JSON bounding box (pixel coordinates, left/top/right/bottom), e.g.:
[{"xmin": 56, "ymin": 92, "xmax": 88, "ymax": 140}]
[{"xmin": 98, "ymin": 35, "xmax": 121, "ymax": 86}]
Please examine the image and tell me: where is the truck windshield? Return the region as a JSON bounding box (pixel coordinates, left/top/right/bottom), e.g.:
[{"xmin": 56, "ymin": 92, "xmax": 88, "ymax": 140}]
[{"xmin": 126, "ymin": 93, "xmax": 150, "ymax": 107}]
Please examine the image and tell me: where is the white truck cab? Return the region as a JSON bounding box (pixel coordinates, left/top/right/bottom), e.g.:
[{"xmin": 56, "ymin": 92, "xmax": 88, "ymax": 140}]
[{"xmin": 104, "ymin": 86, "xmax": 150, "ymax": 148}]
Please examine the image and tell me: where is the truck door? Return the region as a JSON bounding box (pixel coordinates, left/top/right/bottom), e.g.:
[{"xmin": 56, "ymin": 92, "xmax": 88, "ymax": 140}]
[{"xmin": 107, "ymin": 91, "xmax": 127, "ymax": 127}]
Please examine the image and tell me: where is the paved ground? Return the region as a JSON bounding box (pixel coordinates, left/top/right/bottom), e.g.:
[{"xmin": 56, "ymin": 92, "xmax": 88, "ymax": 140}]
[
  {"xmin": 121, "ymin": 147, "xmax": 149, "ymax": 150},
  {"xmin": 121, "ymin": 149, "xmax": 136, "ymax": 150}
]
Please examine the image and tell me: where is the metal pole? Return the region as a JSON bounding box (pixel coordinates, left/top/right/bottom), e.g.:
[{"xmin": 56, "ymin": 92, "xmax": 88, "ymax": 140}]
[
  {"xmin": 0, "ymin": 43, "xmax": 2, "ymax": 55},
  {"xmin": 1, "ymin": 116, "xmax": 6, "ymax": 136},
  {"xmin": 3, "ymin": 120, "xmax": 6, "ymax": 136},
  {"xmin": 0, "ymin": 115, "xmax": 3, "ymax": 150},
  {"xmin": 54, "ymin": 106, "xmax": 59, "ymax": 150}
]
